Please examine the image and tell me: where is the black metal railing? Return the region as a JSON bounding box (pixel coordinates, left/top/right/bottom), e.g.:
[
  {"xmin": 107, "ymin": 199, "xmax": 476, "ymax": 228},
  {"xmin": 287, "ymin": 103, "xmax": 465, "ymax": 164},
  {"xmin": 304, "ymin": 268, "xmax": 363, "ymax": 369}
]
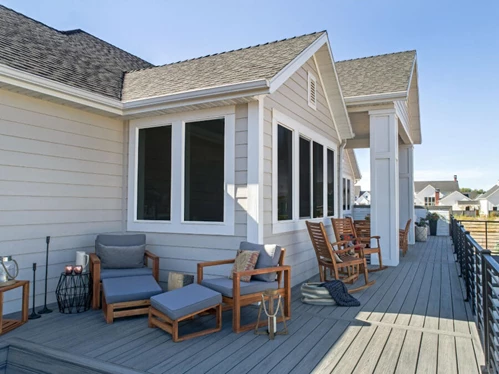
[
  {"xmin": 451, "ymin": 216, "xmax": 498, "ymax": 373},
  {"xmin": 457, "ymin": 219, "xmax": 499, "ymax": 251}
]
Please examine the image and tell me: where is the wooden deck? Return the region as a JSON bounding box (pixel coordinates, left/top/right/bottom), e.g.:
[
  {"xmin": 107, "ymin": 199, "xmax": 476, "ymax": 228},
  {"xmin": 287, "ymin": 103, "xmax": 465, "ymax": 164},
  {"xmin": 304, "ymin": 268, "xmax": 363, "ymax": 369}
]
[{"xmin": 0, "ymin": 236, "xmax": 485, "ymax": 373}]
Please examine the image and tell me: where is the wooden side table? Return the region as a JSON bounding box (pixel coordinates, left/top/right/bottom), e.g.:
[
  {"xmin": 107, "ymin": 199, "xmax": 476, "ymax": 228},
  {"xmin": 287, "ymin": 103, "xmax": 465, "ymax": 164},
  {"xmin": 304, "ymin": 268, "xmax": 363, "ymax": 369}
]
[{"xmin": 0, "ymin": 280, "xmax": 29, "ymax": 335}]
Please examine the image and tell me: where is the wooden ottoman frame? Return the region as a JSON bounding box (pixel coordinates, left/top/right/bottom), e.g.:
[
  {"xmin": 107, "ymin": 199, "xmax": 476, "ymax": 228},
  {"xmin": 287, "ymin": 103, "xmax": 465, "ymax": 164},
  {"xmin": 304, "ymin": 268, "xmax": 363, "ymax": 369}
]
[
  {"xmin": 149, "ymin": 303, "xmax": 222, "ymax": 342},
  {"xmin": 102, "ymin": 292, "xmax": 151, "ymax": 324}
]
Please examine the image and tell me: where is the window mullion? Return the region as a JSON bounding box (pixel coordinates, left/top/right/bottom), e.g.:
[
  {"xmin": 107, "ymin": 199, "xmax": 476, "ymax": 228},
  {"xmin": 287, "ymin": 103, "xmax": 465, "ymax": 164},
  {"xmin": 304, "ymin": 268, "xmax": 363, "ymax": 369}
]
[
  {"xmin": 309, "ymin": 140, "xmax": 313, "ymax": 218},
  {"xmin": 293, "ymin": 131, "xmax": 300, "ymax": 221},
  {"xmin": 172, "ymin": 121, "xmax": 183, "ymax": 225},
  {"xmin": 323, "ymin": 145, "xmax": 328, "ymax": 218}
]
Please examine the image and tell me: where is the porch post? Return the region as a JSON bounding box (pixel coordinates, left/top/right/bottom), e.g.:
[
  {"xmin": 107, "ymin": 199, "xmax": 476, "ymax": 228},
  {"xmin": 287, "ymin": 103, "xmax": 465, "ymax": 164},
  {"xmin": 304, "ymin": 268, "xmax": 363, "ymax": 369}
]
[
  {"xmin": 369, "ymin": 109, "xmax": 399, "ymax": 266},
  {"xmin": 399, "ymin": 145, "xmax": 415, "ymax": 244}
]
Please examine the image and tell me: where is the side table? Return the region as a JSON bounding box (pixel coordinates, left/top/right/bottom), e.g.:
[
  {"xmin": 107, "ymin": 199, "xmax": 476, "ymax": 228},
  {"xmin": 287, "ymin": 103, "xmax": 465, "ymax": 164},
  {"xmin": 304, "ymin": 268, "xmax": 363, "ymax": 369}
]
[
  {"xmin": 55, "ymin": 272, "xmax": 92, "ymax": 314},
  {"xmin": 0, "ymin": 280, "xmax": 29, "ymax": 335}
]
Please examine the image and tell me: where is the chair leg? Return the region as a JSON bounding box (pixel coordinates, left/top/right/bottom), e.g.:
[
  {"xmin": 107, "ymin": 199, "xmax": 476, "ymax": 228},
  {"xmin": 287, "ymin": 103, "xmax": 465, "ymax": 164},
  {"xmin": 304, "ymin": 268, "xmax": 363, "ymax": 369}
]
[
  {"xmin": 232, "ymin": 298, "xmax": 241, "ymax": 333},
  {"xmin": 92, "ymin": 281, "xmax": 101, "ymax": 309}
]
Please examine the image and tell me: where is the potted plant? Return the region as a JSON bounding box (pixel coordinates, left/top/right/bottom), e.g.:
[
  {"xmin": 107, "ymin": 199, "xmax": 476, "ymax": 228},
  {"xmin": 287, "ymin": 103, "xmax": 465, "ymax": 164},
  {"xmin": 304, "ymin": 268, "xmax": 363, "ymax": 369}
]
[
  {"xmin": 427, "ymin": 212, "xmax": 439, "ymax": 236},
  {"xmin": 415, "ymin": 217, "xmax": 428, "ymax": 242}
]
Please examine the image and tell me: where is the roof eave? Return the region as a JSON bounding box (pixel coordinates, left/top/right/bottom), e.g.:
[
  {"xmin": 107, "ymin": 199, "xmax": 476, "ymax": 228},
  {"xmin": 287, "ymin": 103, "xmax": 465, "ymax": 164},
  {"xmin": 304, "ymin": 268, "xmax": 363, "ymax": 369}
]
[{"xmin": 343, "ymin": 91, "xmax": 408, "ymax": 105}]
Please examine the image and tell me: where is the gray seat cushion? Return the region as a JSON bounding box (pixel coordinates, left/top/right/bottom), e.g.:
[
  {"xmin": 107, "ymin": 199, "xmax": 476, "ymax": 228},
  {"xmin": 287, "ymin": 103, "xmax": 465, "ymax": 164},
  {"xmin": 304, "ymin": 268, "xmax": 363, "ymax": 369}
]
[
  {"xmin": 201, "ymin": 277, "xmax": 278, "ymax": 298},
  {"xmin": 239, "ymin": 241, "xmax": 282, "ymax": 282},
  {"xmin": 151, "ymin": 284, "xmax": 222, "ymax": 321},
  {"xmin": 100, "ymin": 267, "xmax": 152, "ymax": 280},
  {"xmin": 102, "ymin": 275, "xmax": 162, "ymax": 304}
]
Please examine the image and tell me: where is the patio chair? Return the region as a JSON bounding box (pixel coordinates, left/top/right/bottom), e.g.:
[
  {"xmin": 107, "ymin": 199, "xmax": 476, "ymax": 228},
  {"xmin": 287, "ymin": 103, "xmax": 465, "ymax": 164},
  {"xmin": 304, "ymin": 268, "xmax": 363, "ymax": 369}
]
[
  {"xmin": 306, "ymin": 221, "xmax": 374, "ymax": 292},
  {"xmin": 332, "ymin": 217, "xmax": 387, "ymax": 272},
  {"xmin": 90, "ymin": 234, "xmax": 160, "ymax": 309},
  {"xmin": 399, "ymin": 219, "xmax": 412, "ymax": 256},
  {"xmin": 197, "ymin": 242, "xmax": 291, "ymax": 333}
]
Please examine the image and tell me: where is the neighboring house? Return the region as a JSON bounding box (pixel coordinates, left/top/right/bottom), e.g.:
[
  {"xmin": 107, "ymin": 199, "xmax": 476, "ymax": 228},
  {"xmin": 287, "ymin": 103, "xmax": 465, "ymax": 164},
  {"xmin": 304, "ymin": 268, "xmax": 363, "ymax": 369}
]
[
  {"xmin": 439, "ymin": 191, "xmax": 472, "ymax": 210},
  {"xmin": 478, "ymin": 182, "xmax": 499, "ymax": 216},
  {"xmin": 0, "ymin": 5, "xmax": 421, "ymax": 313},
  {"xmin": 355, "ymin": 191, "xmax": 371, "ymax": 205},
  {"xmin": 414, "ymin": 177, "xmax": 460, "ymax": 206}
]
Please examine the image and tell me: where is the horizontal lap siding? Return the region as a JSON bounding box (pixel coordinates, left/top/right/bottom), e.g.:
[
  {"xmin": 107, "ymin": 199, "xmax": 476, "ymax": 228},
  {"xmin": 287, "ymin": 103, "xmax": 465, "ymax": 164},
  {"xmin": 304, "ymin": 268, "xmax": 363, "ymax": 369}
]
[
  {"xmin": 0, "ymin": 89, "xmax": 124, "ymax": 314},
  {"xmin": 124, "ymin": 104, "xmax": 249, "ymax": 287},
  {"xmin": 263, "ymin": 57, "xmax": 340, "ymax": 286}
]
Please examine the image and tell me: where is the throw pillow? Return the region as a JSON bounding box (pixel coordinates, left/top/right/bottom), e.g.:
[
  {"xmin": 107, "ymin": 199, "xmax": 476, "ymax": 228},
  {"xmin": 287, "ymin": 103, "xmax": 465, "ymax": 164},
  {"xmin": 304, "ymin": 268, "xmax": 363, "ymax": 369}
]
[
  {"xmin": 229, "ymin": 250, "xmax": 260, "ymax": 282},
  {"xmin": 239, "ymin": 241, "xmax": 282, "ymax": 282},
  {"xmin": 339, "ymin": 234, "xmax": 358, "ymax": 255},
  {"xmin": 96, "ymin": 243, "xmax": 145, "ymax": 269}
]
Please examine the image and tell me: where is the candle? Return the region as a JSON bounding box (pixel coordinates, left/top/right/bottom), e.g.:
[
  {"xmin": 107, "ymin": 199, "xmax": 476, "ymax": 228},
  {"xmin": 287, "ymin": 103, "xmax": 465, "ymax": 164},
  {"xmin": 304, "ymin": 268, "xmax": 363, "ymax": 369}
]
[
  {"xmin": 73, "ymin": 265, "xmax": 83, "ymax": 274},
  {"xmin": 64, "ymin": 265, "xmax": 73, "ymax": 275}
]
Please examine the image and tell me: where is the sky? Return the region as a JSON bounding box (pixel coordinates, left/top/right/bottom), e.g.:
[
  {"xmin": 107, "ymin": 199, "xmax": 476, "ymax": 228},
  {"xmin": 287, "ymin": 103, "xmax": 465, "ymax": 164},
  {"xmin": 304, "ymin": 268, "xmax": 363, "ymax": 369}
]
[{"xmin": 1, "ymin": 0, "xmax": 498, "ymax": 191}]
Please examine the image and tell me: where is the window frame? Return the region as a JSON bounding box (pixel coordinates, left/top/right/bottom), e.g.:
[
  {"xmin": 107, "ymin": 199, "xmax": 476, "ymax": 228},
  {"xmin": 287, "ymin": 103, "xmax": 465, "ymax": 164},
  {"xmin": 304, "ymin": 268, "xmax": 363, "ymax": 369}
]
[
  {"xmin": 424, "ymin": 196, "xmax": 435, "ymax": 206},
  {"xmin": 272, "ymin": 109, "xmax": 338, "ymax": 234},
  {"xmin": 127, "ymin": 107, "xmax": 235, "ymax": 235}
]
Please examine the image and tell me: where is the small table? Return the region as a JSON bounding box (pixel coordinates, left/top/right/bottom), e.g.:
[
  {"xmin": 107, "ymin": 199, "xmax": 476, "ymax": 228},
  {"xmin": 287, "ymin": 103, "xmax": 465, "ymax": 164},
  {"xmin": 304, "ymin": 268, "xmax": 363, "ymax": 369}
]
[
  {"xmin": 55, "ymin": 272, "xmax": 91, "ymax": 314},
  {"xmin": 0, "ymin": 280, "xmax": 29, "ymax": 335}
]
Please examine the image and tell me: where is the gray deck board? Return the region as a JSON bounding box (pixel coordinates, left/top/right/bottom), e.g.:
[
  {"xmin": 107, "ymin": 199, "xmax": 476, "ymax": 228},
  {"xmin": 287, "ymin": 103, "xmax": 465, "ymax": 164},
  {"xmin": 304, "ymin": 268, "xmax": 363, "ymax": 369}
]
[{"xmin": 0, "ymin": 236, "xmax": 485, "ymax": 373}]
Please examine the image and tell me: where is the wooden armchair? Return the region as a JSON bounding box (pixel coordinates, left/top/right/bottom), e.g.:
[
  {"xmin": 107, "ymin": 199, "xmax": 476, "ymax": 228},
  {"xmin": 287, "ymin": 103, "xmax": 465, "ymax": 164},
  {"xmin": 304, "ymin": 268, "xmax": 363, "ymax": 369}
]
[
  {"xmin": 306, "ymin": 221, "xmax": 374, "ymax": 292},
  {"xmin": 90, "ymin": 234, "xmax": 159, "ymax": 309},
  {"xmin": 197, "ymin": 249, "xmax": 291, "ymax": 333},
  {"xmin": 332, "ymin": 217, "xmax": 387, "ymax": 272},
  {"xmin": 399, "ymin": 219, "xmax": 412, "ymax": 256}
]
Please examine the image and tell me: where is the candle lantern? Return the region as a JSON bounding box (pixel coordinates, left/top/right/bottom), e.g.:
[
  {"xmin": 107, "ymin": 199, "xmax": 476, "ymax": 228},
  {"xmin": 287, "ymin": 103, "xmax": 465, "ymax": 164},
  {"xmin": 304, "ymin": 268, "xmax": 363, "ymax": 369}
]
[
  {"xmin": 73, "ymin": 265, "xmax": 83, "ymax": 274},
  {"xmin": 254, "ymin": 289, "xmax": 288, "ymax": 340},
  {"xmin": 64, "ymin": 265, "xmax": 73, "ymax": 275}
]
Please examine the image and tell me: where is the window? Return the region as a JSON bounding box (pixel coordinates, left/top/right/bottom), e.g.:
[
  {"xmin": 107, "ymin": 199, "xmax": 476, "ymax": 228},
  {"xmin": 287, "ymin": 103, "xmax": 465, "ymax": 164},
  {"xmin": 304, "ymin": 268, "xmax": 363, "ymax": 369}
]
[
  {"xmin": 424, "ymin": 197, "xmax": 435, "ymax": 206},
  {"xmin": 313, "ymin": 142, "xmax": 324, "ymax": 218},
  {"xmin": 493, "ymin": 207, "xmax": 498, "ymax": 212},
  {"xmin": 342, "ymin": 178, "xmax": 351, "ymax": 211},
  {"xmin": 277, "ymin": 125, "xmax": 293, "ymax": 221},
  {"xmin": 327, "ymin": 149, "xmax": 335, "ymax": 216},
  {"xmin": 272, "ymin": 109, "xmax": 338, "ymax": 233},
  {"xmin": 128, "ymin": 108, "xmax": 235, "ymax": 235},
  {"xmin": 137, "ymin": 126, "xmax": 172, "ymax": 220},
  {"xmin": 308, "ymin": 72, "xmax": 317, "ymax": 110},
  {"xmin": 184, "ymin": 119, "xmax": 224, "ymax": 222},
  {"xmin": 299, "ymin": 137, "xmax": 311, "ymax": 218}
]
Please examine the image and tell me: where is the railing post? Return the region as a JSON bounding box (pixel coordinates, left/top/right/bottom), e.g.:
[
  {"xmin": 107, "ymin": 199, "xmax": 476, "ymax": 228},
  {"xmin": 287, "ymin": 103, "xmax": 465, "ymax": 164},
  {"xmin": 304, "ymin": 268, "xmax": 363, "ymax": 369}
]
[
  {"xmin": 482, "ymin": 250, "xmax": 492, "ymax": 372},
  {"xmin": 485, "ymin": 221, "xmax": 488, "ymax": 249},
  {"xmin": 464, "ymin": 231, "xmax": 471, "ymax": 302}
]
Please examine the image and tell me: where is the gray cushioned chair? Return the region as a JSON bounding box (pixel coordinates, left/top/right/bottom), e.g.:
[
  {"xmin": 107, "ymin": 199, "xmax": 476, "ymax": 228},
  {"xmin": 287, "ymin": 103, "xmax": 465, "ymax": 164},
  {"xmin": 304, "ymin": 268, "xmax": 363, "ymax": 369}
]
[
  {"xmin": 90, "ymin": 234, "xmax": 159, "ymax": 309},
  {"xmin": 197, "ymin": 243, "xmax": 291, "ymax": 333}
]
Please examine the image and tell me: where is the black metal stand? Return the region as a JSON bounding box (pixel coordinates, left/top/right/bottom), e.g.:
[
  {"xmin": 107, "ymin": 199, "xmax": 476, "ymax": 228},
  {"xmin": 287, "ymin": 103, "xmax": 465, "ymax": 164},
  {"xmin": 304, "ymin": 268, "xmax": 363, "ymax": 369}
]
[
  {"xmin": 28, "ymin": 263, "xmax": 41, "ymax": 320},
  {"xmin": 38, "ymin": 236, "xmax": 52, "ymax": 314},
  {"xmin": 55, "ymin": 272, "xmax": 91, "ymax": 314}
]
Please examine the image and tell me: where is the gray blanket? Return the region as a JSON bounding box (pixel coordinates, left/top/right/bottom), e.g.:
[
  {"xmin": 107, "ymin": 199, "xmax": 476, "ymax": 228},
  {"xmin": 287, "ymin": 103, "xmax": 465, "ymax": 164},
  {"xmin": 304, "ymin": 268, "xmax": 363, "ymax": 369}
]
[{"xmin": 321, "ymin": 280, "xmax": 360, "ymax": 307}]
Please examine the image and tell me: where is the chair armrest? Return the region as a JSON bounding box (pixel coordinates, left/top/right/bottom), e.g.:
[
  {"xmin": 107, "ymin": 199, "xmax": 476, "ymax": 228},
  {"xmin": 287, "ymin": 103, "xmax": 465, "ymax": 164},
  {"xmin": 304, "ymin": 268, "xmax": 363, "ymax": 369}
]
[
  {"xmin": 367, "ymin": 236, "xmax": 381, "ymax": 240},
  {"xmin": 144, "ymin": 250, "xmax": 160, "ymax": 281},
  {"xmin": 234, "ymin": 265, "xmax": 291, "ymax": 279},
  {"xmin": 90, "ymin": 253, "xmax": 100, "ymax": 265},
  {"xmin": 89, "ymin": 253, "xmax": 100, "ymax": 277},
  {"xmin": 197, "ymin": 259, "xmax": 235, "ymax": 284}
]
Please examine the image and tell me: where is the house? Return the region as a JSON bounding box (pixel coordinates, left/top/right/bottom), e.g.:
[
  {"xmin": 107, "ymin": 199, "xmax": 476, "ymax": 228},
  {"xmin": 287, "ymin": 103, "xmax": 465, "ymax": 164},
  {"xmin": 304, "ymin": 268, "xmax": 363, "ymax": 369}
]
[
  {"xmin": 355, "ymin": 191, "xmax": 371, "ymax": 205},
  {"xmin": 439, "ymin": 190, "xmax": 471, "ymax": 210},
  {"xmin": 478, "ymin": 182, "xmax": 499, "ymax": 216},
  {"xmin": 0, "ymin": 5, "xmax": 421, "ymax": 313},
  {"xmin": 414, "ymin": 176, "xmax": 460, "ymax": 206}
]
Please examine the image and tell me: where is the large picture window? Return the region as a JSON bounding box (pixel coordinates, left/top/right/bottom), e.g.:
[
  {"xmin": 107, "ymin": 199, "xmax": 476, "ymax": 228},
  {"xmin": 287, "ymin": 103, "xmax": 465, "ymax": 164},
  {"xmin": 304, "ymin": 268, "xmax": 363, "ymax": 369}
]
[
  {"xmin": 137, "ymin": 126, "xmax": 172, "ymax": 220},
  {"xmin": 184, "ymin": 119, "xmax": 225, "ymax": 222},
  {"xmin": 312, "ymin": 142, "xmax": 324, "ymax": 218},
  {"xmin": 277, "ymin": 125, "xmax": 293, "ymax": 221},
  {"xmin": 343, "ymin": 178, "xmax": 351, "ymax": 211}
]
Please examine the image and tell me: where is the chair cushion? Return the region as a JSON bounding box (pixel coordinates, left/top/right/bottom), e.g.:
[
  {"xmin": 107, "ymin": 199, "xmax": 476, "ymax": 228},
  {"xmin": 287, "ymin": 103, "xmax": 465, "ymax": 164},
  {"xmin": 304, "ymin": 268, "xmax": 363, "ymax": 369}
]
[
  {"xmin": 229, "ymin": 250, "xmax": 259, "ymax": 282},
  {"xmin": 100, "ymin": 267, "xmax": 152, "ymax": 280},
  {"xmin": 239, "ymin": 241, "xmax": 282, "ymax": 282},
  {"xmin": 151, "ymin": 284, "xmax": 221, "ymax": 321},
  {"xmin": 201, "ymin": 277, "xmax": 278, "ymax": 298},
  {"xmin": 96, "ymin": 243, "xmax": 145, "ymax": 269},
  {"xmin": 102, "ymin": 275, "xmax": 162, "ymax": 304},
  {"xmin": 96, "ymin": 234, "xmax": 146, "ymax": 247}
]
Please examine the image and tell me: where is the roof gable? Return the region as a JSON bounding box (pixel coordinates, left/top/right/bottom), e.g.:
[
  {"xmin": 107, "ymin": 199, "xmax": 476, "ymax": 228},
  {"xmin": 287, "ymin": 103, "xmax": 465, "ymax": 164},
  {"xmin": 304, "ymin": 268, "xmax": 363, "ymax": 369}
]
[
  {"xmin": 480, "ymin": 184, "xmax": 499, "ymax": 199},
  {"xmin": 439, "ymin": 191, "xmax": 470, "ymax": 204},
  {"xmin": 414, "ymin": 180, "xmax": 460, "ymax": 195},
  {"xmin": 335, "ymin": 50, "xmax": 416, "ymax": 98},
  {"xmin": 0, "ymin": 5, "xmax": 152, "ymax": 99},
  {"xmin": 122, "ymin": 32, "xmax": 324, "ymax": 101}
]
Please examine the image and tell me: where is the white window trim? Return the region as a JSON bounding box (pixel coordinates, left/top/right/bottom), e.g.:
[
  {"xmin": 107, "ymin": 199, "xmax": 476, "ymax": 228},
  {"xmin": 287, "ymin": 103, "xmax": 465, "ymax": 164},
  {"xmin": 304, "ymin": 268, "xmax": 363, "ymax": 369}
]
[
  {"xmin": 272, "ymin": 109, "xmax": 338, "ymax": 234},
  {"xmin": 342, "ymin": 177, "xmax": 352, "ymax": 213},
  {"xmin": 127, "ymin": 106, "xmax": 236, "ymax": 235},
  {"xmin": 308, "ymin": 72, "xmax": 317, "ymax": 110}
]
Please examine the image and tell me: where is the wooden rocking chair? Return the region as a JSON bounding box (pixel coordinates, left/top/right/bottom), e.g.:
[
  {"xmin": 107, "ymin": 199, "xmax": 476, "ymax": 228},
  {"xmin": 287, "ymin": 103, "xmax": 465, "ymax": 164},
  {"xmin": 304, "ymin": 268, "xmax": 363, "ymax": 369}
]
[
  {"xmin": 399, "ymin": 219, "xmax": 412, "ymax": 256},
  {"xmin": 332, "ymin": 217, "xmax": 387, "ymax": 272},
  {"xmin": 306, "ymin": 221, "xmax": 375, "ymax": 293}
]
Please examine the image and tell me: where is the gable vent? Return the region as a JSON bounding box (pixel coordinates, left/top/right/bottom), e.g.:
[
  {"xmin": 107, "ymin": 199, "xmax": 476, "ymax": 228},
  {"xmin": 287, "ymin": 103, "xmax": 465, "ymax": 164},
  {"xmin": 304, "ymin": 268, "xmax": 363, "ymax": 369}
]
[{"xmin": 308, "ymin": 72, "xmax": 317, "ymax": 110}]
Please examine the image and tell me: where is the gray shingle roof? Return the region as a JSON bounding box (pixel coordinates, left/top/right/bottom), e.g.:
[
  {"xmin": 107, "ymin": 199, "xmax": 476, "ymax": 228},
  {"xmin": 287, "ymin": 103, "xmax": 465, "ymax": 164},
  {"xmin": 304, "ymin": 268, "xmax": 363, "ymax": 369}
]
[
  {"xmin": 335, "ymin": 50, "xmax": 416, "ymax": 98},
  {"xmin": 0, "ymin": 5, "xmax": 153, "ymax": 99},
  {"xmin": 414, "ymin": 181, "xmax": 460, "ymax": 195},
  {"xmin": 480, "ymin": 184, "xmax": 499, "ymax": 199},
  {"xmin": 122, "ymin": 32, "xmax": 324, "ymax": 101}
]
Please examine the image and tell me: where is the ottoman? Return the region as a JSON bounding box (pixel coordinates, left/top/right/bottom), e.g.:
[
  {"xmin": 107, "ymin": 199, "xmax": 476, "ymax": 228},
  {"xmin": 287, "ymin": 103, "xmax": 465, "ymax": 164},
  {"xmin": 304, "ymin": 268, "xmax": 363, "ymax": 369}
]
[
  {"xmin": 148, "ymin": 284, "xmax": 222, "ymax": 342},
  {"xmin": 102, "ymin": 275, "xmax": 162, "ymax": 324}
]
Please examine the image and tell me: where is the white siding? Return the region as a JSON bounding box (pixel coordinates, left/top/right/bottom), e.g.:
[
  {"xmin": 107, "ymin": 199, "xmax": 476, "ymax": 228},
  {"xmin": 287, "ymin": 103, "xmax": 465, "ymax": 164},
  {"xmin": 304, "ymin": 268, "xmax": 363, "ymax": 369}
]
[
  {"xmin": 263, "ymin": 57, "xmax": 341, "ymax": 286},
  {"xmin": 0, "ymin": 89, "xmax": 124, "ymax": 314},
  {"xmin": 124, "ymin": 104, "xmax": 249, "ymax": 286}
]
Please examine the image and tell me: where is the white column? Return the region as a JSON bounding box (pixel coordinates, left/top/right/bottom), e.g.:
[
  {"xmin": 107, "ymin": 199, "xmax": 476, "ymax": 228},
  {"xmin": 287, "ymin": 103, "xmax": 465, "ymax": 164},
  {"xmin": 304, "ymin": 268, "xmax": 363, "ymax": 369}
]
[
  {"xmin": 247, "ymin": 99, "xmax": 264, "ymax": 243},
  {"xmin": 369, "ymin": 109, "xmax": 399, "ymax": 266},
  {"xmin": 399, "ymin": 145, "xmax": 415, "ymax": 244}
]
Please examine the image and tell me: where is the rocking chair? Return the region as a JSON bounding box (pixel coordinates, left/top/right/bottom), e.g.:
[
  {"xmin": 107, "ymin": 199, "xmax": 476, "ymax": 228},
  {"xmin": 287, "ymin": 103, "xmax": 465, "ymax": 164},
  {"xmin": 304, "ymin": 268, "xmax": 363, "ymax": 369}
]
[
  {"xmin": 399, "ymin": 219, "xmax": 412, "ymax": 256},
  {"xmin": 332, "ymin": 217, "xmax": 387, "ymax": 272},
  {"xmin": 306, "ymin": 221, "xmax": 375, "ymax": 293}
]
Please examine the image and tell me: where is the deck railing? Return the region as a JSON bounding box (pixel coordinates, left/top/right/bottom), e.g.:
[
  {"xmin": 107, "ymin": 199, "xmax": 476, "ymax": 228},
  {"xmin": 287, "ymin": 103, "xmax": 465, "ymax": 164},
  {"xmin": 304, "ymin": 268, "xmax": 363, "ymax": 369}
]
[
  {"xmin": 451, "ymin": 216, "xmax": 498, "ymax": 373},
  {"xmin": 457, "ymin": 219, "xmax": 499, "ymax": 251}
]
